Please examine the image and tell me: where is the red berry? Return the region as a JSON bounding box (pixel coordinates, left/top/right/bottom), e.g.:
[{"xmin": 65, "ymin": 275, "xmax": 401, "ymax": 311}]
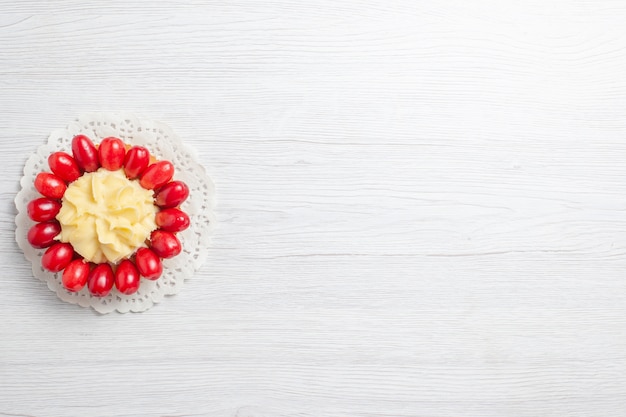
[
  {"xmin": 48, "ymin": 152, "xmax": 81, "ymax": 182},
  {"xmin": 135, "ymin": 248, "xmax": 162, "ymax": 280},
  {"xmin": 34, "ymin": 172, "xmax": 67, "ymax": 199},
  {"xmin": 62, "ymin": 259, "xmax": 90, "ymax": 292},
  {"xmin": 99, "ymin": 137, "xmax": 126, "ymax": 171},
  {"xmin": 155, "ymin": 208, "xmax": 190, "ymax": 232},
  {"xmin": 27, "ymin": 198, "xmax": 62, "ymax": 222},
  {"xmin": 154, "ymin": 181, "xmax": 189, "ymax": 208},
  {"xmin": 87, "ymin": 263, "xmax": 114, "ymax": 297},
  {"xmin": 41, "ymin": 243, "xmax": 74, "ymax": 272},
  {"xmin": 124, "ymin": 146, "xmax": 150, "ymax": 179},
  {"xmin": 140, "ymin": 161, "xmax": 174, "ymax": 190},
  {"xmin": 27, "ymin": 221, "xmax": 61, "ymax": 249},
  {"xmin": 114, "ymin": 259, "xmax": 141, "ymax": 295},
  {"xmin": 72, "ymin": 134, "xmax": 100, "ymax": 172},
  {"xmin": 149, "ymin": 230, "xmax": 181, "ymax": 259}
]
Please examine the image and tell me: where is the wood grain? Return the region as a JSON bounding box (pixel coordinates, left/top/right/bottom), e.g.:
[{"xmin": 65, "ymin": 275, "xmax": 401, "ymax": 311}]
[{"xmin": 2, "ymin": 1, "xmax": 626, "ymax": 416}]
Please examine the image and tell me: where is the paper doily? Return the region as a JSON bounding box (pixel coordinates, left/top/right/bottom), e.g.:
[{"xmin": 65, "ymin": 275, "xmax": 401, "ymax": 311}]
[{"xmin": 15, "ymin": 113, "xmax": 216, "ymax": 314}]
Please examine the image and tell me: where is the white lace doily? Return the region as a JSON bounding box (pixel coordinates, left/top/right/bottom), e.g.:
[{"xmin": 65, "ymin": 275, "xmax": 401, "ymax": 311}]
[{"xmin": 15, "ymin": 113, "xmax": 216, "ymax": 314}]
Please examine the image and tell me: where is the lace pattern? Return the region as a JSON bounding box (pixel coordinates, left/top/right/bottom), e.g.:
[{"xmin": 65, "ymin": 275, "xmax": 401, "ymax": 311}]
[{"xmin": 15, "ymin": 114, "xmax": 216, "ymax": 314}]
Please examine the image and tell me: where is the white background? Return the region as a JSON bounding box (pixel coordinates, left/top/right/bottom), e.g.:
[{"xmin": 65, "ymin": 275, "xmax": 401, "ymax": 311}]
[{"xmin": 2, "ymin": 1, "xmax": 626, "ymax": 416}]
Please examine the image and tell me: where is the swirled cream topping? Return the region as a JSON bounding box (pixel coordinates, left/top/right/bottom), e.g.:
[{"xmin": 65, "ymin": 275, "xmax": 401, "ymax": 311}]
[{"xmin": 56, "ymin": 168, "xmax": 157, "ymax": 264}]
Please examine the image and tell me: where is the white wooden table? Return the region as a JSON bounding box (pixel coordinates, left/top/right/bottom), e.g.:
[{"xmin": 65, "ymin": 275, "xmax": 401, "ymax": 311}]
[{"xmin": 2, "ymin": 1, "xmax": 626, "ymax": 416}]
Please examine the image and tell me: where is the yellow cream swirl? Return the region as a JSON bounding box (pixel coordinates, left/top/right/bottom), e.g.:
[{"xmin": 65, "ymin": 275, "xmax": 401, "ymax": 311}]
[{"xmin": 56, "ymin": 168, "xmax": 157, "ymax": 264}]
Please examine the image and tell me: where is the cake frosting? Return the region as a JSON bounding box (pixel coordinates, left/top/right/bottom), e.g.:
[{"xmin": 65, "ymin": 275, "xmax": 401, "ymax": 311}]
[{"xmin": 56, "ymin": 168, "xmax": 157, "ymax": 264}]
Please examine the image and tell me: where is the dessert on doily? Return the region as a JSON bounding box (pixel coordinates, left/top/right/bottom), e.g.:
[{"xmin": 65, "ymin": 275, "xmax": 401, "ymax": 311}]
[
  {"xmin": 27, "ymin": 134, "xmax": 190, "ymax": 296},
  {"xmin": 15, "ymin": 114, "xmax": 215, "ymax": 314}
]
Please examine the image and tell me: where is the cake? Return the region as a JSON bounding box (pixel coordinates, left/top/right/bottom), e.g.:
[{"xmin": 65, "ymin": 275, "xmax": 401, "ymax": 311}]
[{"xmin": 26, "ymin": 135, "xmax": 191, "ymax": 297}]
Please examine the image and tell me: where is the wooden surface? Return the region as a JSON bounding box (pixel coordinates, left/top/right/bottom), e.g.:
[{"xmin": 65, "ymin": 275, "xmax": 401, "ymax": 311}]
[{"xmin": 2, "ymin": 1, "xmax": 626, "ymax": 416}]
